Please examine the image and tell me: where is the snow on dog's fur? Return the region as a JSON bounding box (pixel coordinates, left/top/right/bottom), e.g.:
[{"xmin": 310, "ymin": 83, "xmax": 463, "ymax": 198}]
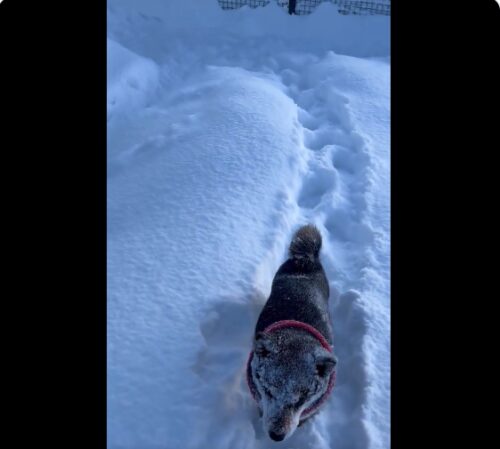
[{"xmin": 250, "ymin": 225, "xmax": 337, "ymax": 442}]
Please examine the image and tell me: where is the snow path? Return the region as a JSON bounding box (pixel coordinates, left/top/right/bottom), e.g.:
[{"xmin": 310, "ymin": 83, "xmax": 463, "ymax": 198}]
[
  {"xmin": 107, "ymin": 3, "xmax": 389, "ymax": 449},
  {"xmin": 192, "ymin": 54, "xmax": 389, "ymax": 449}
]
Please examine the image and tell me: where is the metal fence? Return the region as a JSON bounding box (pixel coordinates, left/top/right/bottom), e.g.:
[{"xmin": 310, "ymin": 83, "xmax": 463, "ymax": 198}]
[
  {"xmin": 217, "ymin": 0, "xmax": 391, "ymax": 15},
  {"xmin": 218, "ymin": 0, "xmax": 271, "ymax": 9}
]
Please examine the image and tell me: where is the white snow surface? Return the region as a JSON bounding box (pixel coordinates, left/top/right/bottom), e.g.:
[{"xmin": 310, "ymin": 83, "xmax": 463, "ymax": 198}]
[{"xmin": 107, "ymin": 1, "xmax": 390, "ymax": 448}]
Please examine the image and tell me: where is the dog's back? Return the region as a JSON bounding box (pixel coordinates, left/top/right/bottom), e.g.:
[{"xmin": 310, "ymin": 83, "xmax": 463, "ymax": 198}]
[{"xmin": 255, "ymin": 224, "xmax": 332, "ymax": 343}]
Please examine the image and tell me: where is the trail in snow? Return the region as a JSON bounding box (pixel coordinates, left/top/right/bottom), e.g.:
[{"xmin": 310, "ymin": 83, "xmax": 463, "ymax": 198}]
[
  {"xmin": 194, "ymin": 53, "xmax": 388, "ymax": 449},
  {"xmin": 107, "ymin": 2, "xmax": 389, "ymax": 449}
]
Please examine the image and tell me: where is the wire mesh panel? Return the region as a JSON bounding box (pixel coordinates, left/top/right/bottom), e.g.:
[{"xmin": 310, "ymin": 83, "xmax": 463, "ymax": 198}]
[
  {"xmin": 218, "ymin": 0, "xmax": 271, "ymax": 10},
  {"xmin": 217, "ymin": 0, "xmax": 391, "ymax": 15},
  {"xmin": 332, "ymin": 0, "xmax": 391, "ymax": 15}
]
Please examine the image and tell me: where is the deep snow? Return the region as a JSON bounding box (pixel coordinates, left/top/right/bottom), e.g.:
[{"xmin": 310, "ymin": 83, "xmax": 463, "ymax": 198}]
[{"xmin": 107, "ymin": 1, "xmax": 390, "ymax": 448}]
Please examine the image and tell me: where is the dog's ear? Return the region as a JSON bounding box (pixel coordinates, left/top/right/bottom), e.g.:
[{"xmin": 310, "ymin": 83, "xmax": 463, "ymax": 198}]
[
  {"xmin": 316, "ymin": 354, "xmax": 337, "ymax": 378},
  {"xmin": 254, "ymin": 332, "xmax": 274, "ymax": 358}
]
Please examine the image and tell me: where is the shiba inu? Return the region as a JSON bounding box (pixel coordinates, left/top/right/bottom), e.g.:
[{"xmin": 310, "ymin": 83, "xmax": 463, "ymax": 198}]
[{"xmin": 247, "ymin": 224, "xmax": 337, "ymax": 442}]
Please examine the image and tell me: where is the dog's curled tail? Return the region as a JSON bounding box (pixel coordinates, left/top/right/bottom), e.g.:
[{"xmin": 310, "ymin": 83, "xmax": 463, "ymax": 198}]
[{"xmin": 289, "ymin": 224, "xmax": 322, "ymax": 262}]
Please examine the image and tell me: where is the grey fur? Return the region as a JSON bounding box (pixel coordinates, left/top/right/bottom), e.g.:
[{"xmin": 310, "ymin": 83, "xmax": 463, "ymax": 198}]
[{"xmin": 251, "ymin": 225, "xmax": 337, "ymax": 442}]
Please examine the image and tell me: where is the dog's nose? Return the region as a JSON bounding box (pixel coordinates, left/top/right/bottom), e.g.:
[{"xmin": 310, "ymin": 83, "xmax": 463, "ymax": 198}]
[{"xmin": 269, "ymin": 431, "xmax": 285, "ymax": 441}]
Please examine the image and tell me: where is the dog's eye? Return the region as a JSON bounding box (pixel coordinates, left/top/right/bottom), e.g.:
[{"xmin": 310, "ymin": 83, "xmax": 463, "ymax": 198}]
[
  {"xmin": 294, "ymin": 389, "xmax": 308, "ymax": 407},
  {"xmin": 256, "ymin": 347, "xmax": 270, "ymax": 358},
  {"xmin": 263, "ymin": 386, "xmax": 274, "ymax": 399},
  {"xmin": 294, "ymin": 396, "xmax": 306, "ymax": 407}
]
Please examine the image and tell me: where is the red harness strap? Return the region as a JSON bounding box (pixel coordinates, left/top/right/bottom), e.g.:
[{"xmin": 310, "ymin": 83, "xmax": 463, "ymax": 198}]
[{"xmin": 246, "ymin": 319, "xmax": 336, "ymax": 421}]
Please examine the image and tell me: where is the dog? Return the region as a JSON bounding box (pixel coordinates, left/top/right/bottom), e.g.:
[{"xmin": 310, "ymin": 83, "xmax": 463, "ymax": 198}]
[{"xmin": 247, "ymin": 224, "xmax": 337, "ymax": 442}]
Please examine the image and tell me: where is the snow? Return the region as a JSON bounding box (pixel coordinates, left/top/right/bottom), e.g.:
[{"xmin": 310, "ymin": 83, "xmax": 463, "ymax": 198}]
[
  {"xmin": 107, "ymin": 38, "xmax": 160, "ymax": 123},
  {"xmin": 107, "ymin": 1, "xmax": 390, "ymax": 448}
]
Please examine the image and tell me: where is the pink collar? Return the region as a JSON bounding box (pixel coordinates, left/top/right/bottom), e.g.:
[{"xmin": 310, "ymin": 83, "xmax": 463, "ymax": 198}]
[{"xmin": 246, "ymin": 320, "xmax": 336, "ymax": 421}]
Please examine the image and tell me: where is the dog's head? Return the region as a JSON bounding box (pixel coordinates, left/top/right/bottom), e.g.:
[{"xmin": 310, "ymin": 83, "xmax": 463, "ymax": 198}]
[{"xmin": 251, "ymin": 329, "xmax": 337, "ymax": 442}]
